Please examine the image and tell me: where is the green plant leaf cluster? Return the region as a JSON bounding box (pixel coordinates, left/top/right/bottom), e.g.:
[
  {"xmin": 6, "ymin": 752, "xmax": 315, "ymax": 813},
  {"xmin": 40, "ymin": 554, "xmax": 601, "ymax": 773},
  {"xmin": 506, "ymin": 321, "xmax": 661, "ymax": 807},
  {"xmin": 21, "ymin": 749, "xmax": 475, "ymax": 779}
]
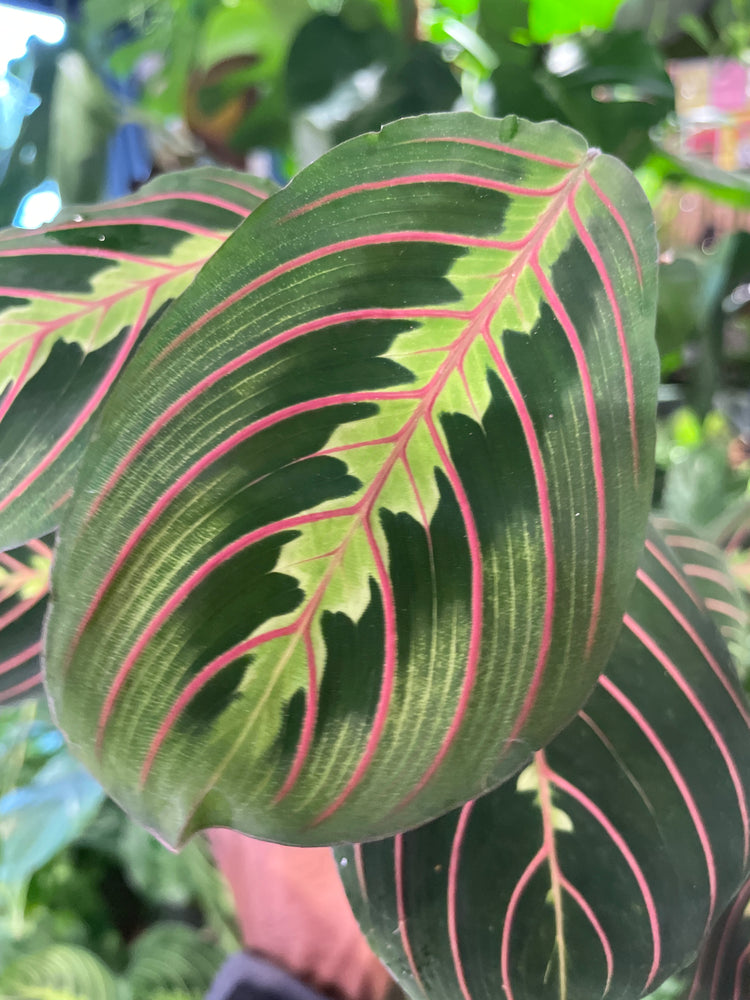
[
  {"xmin": 3, "ymin": 2, "xmax": 750, "ymax": 994},
  {"xmin": 1, "ymin": 103, "xmax": 749, "ymax": 996}
]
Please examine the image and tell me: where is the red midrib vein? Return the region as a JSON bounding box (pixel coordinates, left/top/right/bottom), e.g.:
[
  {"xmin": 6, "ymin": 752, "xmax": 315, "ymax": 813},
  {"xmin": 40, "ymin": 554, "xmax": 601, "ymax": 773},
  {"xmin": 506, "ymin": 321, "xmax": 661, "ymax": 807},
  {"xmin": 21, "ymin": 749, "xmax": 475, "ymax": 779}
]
[
  {"xmin": 536, "ymin": 750, "xmax": 567, "ymax": 1000},
  {"xmin": 143, "ymin": 165, "xmax": 586, "ymax": 820},
  {"xmin": 83, "ymin": 157, "xmax": 590, "ymax": 822},
  {"xmin": 86, "ymin": 306, "xmax": 471, "ymax": 521},
  {"xmin": 548, "ymin": 766, "xmax": 662, "ymax": 992},
  {"xmin": 136, "ymin": 298, "xmax": 488, "ymax": 815}
]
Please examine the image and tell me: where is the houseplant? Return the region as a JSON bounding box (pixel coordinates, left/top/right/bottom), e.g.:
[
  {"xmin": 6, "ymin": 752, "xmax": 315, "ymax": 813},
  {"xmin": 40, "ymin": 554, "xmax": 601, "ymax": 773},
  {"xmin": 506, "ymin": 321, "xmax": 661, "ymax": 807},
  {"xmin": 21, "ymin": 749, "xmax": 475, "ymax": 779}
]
[{"xmin": 0, "ymin": 110, "xmax": 748, "ymax": 998}]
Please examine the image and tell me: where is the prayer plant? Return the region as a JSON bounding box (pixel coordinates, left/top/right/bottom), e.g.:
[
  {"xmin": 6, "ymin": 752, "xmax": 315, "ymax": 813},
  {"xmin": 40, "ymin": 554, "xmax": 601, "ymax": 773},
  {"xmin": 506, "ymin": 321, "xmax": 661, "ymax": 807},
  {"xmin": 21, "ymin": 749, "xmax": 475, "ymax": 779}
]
[{"xmin": 0, "ymin": 112, "xmax": 748, "ymax": 1000}]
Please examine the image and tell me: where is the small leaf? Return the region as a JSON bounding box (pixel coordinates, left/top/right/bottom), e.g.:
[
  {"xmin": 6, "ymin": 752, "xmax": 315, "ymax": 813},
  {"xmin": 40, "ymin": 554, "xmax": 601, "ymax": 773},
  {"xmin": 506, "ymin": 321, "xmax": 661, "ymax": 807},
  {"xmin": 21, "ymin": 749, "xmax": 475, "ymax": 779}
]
[
  {"xmin": 47, "ymin": 112, "xmax": 658, "ymax": 847},
  {"xmin": 127, "ymin": 922, "xmax": 224, "ymax": 1000},
  {"xmin": 0, "ymin": 944, "xmax": 120, "ymax": 1000},
  {"xmin": 0, "ymin": 167, "xmax": 274, "ymax": 549},
  {"xmin": 0, "ymin": 536, "xmax": 52, "ymax": 704},
  {"xmin": 337, "ymin": 522, "xmax": 750, "ymax": 999}
]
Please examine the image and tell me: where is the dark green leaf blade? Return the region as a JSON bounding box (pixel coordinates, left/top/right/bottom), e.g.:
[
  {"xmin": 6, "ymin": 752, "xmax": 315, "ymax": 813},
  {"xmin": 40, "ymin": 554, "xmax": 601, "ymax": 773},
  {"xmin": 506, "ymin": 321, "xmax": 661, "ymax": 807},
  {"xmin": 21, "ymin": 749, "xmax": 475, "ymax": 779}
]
[
  {"xmin": 337, "ymin": 522, "xmax": 750, "ymax": 1000},
  {"xmin": 0, "ymin": 168, "xmax": 274, "ymax": 549},
  {"xmin": 46, "ymin": 113, "xmax": 658, "ymax": 847},
  {"xmin": 679, "ymin": 878, "xmax": 750, "ymax": 1000}
]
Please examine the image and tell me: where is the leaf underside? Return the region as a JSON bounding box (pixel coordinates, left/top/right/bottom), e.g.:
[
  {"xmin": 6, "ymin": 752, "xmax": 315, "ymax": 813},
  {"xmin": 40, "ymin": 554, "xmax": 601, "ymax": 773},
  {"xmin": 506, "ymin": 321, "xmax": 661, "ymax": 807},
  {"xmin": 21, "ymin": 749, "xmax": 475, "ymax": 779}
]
[
  {"xmin": 0, "ymin": 168, "xmax": 273, "ymax": 550},
  {"xmin": 46, "ymin": 113, "xmax": 659, "ymax": 847},
  {"xmin": 336, "ymin": 522, "xmax": 750, "ymax": 1000}
]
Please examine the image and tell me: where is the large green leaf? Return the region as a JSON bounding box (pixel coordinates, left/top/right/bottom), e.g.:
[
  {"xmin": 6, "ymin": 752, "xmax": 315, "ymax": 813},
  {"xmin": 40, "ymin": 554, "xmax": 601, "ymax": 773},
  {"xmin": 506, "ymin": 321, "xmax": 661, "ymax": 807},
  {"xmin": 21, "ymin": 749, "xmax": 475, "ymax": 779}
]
[
  {"xmin": 46, "ymin": 112, "xmax": 658, "ymax": 847},
  {"xmin": 0, "ymin": 537, "xmax": 51, "ymax": 704},
  {"xmin": 0, "ymin": 167, "xmax": 273, "ymax": 550},
  {"xmin": 336, "ymin": 523, "xmax": 750, "ymax": 1000}
]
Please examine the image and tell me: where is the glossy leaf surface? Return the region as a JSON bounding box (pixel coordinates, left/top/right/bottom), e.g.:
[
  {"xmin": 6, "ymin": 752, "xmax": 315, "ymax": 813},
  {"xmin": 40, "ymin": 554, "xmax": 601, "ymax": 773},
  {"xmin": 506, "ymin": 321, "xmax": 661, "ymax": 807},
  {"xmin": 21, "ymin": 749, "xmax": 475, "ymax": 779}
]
[
  {"xmin": 337, "ymin": 523, "xmax": 750, "ymax": 1000},
  {"xmin": 0, "ymin": 536, "xmax": 52, "ymax": 704},
  {"xmin": 47, "ymin": 113, "xmax": 658, "ymax": 847},
  {"xmin": 0, "ymin": 168, "xmax": 272, "ymax": 549}
]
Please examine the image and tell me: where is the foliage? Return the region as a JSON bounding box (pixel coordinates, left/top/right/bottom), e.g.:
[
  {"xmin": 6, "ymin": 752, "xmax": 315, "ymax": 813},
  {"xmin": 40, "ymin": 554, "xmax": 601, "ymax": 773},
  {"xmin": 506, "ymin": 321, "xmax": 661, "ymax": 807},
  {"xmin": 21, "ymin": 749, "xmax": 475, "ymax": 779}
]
[
  {"xmin": 337, "ymin": 519, "xmax": 750, "ymax": 998},
  {"xmin": 1, "ymin": 102, "xmax": 747, "ymax": 995},
  {"xmin": 0, "ymin": 0, "xmax": 705, "ymax": 224},
  {"xmin": 2, "ymin": 0, "xmax": 750, "ymax": 998},
  {"xmin": 44, "ymin": 112, "xmax": 658, "ymax": 848},
  {"xmin": 0, "ymin": 701, "xmax": 234, "ymax": 994},
  {"xmin": 0, "ymin": 168, "xmax": 273, "ymax": 550}
]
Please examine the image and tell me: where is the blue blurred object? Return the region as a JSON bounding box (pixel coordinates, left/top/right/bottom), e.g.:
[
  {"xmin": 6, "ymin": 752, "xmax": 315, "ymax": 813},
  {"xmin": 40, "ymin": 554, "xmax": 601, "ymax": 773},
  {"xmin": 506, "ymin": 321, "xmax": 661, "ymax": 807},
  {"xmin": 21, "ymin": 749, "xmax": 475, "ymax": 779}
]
[
  {"xmin": 105, "ymin": 74, "xmax": 152, "ymax": 198},
  {"xmin": 0, "ymin": 1, "xmax": 151, "ymax": 208},
  {"xmin": 0, "ymin": 3, "xmax": 66, "ymax": 74},
  {"xmin": 0, "ymin": 68, "xmax": 40, "ymax": 182},
  {"xmin": 13, "ymin": 177, "xmax": 60, "ymax": 227}
]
